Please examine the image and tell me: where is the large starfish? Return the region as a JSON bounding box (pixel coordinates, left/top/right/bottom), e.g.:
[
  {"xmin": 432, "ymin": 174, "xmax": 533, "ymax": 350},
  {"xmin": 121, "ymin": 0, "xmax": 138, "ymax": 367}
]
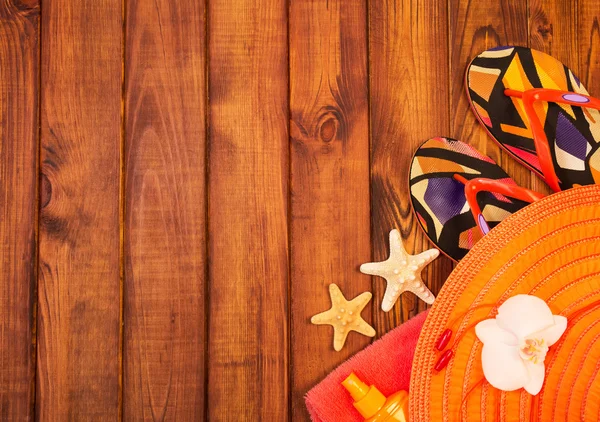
[
  {"xmin": 311, "ymin": 284, "xmax": 376, "ymax": 351},
  {"xmin": 361, "ymin": 229, "xmax": 439, "ymax": 311}
]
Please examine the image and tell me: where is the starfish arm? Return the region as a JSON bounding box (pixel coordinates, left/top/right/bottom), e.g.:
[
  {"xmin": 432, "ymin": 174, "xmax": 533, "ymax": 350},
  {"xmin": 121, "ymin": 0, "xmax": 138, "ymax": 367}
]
[
  {"xmin": 360, "ymin": 261, "xmax": 387, "ymax": 277},
  {"xmin": 333, "ymin": 327, "xmax": 350, "ymax": 351},
  {"xmin": 311, "ymin": 309, "xmax": 335, "ymax": 325},
  {"xmin": 381, "ymin": 280, "xmax": 401, "ymax": 312},
  {"xmin": 388, "ymin": 229, "xmax": 408, "ymax": 260},
  {"xmin": 353, "ymin": 319, "xmax": 376, "ymax": 338},
  {"xmin": 416, "ymin": 287, "xmax": 435, "ymax": 305},
  {"xmin": 351, "ymin": 291, "xmax": 373, "ymax": 311},
  {"xmin": 414, "ymin": 248, "xmax": 440, "ymax": 264},
  {"xmin": 329, "ymin": 283, "xmax": 343, "ymax": 298},
  {"xmin": 405, "ymin": 276, "xmax": 435, "ymax": 305}
]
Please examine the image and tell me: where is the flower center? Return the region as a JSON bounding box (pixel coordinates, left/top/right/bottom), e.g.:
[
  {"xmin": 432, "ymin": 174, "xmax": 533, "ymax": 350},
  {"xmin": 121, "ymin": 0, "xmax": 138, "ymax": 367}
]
[{"xmin": 519, "ymin": 338, "xmax": 548, "ymax": 365}]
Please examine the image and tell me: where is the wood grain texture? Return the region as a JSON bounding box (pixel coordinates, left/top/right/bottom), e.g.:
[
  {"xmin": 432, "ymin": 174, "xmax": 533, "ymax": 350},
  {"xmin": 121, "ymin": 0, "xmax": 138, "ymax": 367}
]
[
  {"xmin": 529, "ymin": 0, "xmax": 578, "ymax": 67},
  {"xmin": 36, "ymin": 0, "xmax": 122, "ymax": 418},
  {"xmin": 123, "ymin": 0, "xmax": 206, "ymax": 420},
  {"xmin": 449, "ymin": 0, "xmax": 532, "ymax": 190},
  {"xmin": 368, "ymin": 0, "xmax": 453, "ymax": 332},
  {"xmin": 0, "ymin": 0, "xmax": 39, "ymax": 418},
  {"xmin": 207, "ymin": 0, "xmax": 289, "ymax": 420},
  {"xmin": 289, "ymin": 0, "xmax": 371, "ymax": 419}
]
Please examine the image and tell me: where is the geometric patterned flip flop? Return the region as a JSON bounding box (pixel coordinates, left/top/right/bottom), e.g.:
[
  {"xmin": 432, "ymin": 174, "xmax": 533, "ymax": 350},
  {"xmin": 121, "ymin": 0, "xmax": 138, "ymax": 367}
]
[
  {"xmin": 466, "ymin": 46, "xmax": 600, "ymax": 191},
  {"xmin": 409, "ymin": 137, "xmax": 542, "ymax": 262}
]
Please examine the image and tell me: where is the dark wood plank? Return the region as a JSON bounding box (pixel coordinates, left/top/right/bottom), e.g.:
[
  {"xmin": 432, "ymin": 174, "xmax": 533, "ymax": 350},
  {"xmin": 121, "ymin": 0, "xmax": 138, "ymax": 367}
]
[
  {"xmin": 36, "ymin": 0, "xmax": 123, "ymax": 418},
  {"xmin": 123, "ymin": 0, "xmax": 206, "ymax": 419},
  {"xmin": 448, "ymin": 1, "xmax": 532, "ymax": 190},
  {"xmin": 0, "ymin": 1, "xmax": 40, "ymax": 418},
  {"xmin": 579, "ymin": 0, "xmax": 600, "ymax": 95},
  {"xmin": 530, "ymin": 0, "xmax": 578, "ymax": 67},
  {"xmin": 289, "ymin": 0, "xmax": 371, "ymax": 419},
  {"xmin": 369, "ymin": 0, "xmax": 453, "ymax": 331},
  {"xmin": 207, "ymin": 0, "xmax": 289, "ymax": 420}
]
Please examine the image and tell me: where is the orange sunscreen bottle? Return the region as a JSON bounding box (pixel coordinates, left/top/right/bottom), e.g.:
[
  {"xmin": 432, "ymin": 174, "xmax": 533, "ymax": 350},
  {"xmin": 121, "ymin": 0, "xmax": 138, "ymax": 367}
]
[{"xmin": 342, "ymin": 373, "xmax": 409, "ymax": 422}]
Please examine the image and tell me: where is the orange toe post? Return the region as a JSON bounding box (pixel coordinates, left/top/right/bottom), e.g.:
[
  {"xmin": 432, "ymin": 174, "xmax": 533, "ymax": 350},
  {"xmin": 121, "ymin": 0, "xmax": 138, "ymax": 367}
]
[
  {"xmin": 504, "ymin": 88, "xmax": 523, "ymax": 98},
  {"xmin": 453, "ymin": 174, "xmax": 545, "ymax": 235}
]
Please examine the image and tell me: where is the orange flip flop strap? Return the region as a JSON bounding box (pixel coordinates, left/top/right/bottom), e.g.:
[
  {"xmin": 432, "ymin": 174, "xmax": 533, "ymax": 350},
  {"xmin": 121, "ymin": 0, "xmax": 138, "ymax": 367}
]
[
  {"xmin": 505, "ymin": 88, "xmax": 600, "ymax": 192},
  {"xmin": 454, "ymin": 174, "xmax": 545, "ymax": 235}
]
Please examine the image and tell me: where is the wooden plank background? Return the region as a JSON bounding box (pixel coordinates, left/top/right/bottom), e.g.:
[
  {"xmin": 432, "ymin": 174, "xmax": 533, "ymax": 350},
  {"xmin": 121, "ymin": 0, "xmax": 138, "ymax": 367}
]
[
  {"xmin": 37, "ymin": 0, "xmax": 122, "ymax": 418},
  {"xmin": 123, "ymin": 0, "xmax": 206, "ymax": 419},
  {"xmin": 289, "ymin": 0, "xmax": 371, "ymax": 419},
  {"xmin": 0, "ymin": 0, "xmax": 598, "ymax": 419}
]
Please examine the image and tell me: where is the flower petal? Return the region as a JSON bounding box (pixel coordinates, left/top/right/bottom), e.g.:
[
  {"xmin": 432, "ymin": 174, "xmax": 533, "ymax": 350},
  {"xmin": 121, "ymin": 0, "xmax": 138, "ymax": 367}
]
[
  {"xmin": 496, "ymin": 295, "xmax": 555, "ymax": 338},
  {"xmin": 481, "ymin": 342, "xmax": 530, "ymax": 392},
  {"xmin": 475, "ymin": 319, "xmax": 518, "ymax": 346},
  {"xmin": 531, "ymin": 315, "xmax": 567, "ymax": 346},
  {"xmin": 523, "ymin": 362, "xmax": 545, "ymax": 395}
]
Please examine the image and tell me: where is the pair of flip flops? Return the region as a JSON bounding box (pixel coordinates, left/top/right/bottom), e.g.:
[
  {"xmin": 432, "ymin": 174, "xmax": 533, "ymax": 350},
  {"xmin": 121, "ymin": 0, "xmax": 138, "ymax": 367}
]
[{"xmin": 410, "ymin": 46, "xmax": 600, "ymax": 262}]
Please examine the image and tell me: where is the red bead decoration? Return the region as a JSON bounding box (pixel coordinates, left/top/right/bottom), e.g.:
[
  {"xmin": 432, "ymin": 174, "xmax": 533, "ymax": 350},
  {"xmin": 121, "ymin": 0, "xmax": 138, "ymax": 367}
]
[
  {"xmin": 435, "ymin": 328, "xmax": 452, "ymax": 351},
  {"xmin": 434, "ymin": 349, "xmax": 453, "ymax": 371}
]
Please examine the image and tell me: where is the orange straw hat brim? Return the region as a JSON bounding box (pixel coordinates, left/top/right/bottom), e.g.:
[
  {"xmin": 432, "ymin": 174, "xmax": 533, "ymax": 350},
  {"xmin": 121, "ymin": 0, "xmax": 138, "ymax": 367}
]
[{"xmin": 409, "ymin": 185, "xmax": 600, "ymax": 422}]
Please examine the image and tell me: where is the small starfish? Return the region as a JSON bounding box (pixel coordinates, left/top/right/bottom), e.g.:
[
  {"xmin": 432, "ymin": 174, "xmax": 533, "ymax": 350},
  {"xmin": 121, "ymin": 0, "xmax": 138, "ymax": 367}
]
[
  {"xmin": 360, "ymin": 229, "xmax": 439, "ymax": 311},
  {"xmin": 311, "ymin": 284, "xmax": 376, "ymax": 351}
]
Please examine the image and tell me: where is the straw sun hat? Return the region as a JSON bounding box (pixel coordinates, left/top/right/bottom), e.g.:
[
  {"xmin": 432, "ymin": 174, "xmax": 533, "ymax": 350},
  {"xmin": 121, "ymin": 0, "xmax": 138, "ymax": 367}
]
[{"xmin": 409, "ymin": 185, "xmax": 600, "ymax": 421}]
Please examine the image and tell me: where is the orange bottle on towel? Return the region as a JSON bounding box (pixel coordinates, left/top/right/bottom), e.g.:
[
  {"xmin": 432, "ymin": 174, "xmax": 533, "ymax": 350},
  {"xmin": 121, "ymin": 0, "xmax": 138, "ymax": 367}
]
[{"xmin": 342, "ymin": 373, "xmax": 409, "ymax": 422}]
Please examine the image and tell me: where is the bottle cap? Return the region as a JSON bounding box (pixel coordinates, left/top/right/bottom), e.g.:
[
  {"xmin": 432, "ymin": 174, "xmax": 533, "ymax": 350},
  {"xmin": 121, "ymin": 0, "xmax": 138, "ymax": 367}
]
[{"xmin": 342, "ymin": 373, "xmax": 387, "ymax": 419}]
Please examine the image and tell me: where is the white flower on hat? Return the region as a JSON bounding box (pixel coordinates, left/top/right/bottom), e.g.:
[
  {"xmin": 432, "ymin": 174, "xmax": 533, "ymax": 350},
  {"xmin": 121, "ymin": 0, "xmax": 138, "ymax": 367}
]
[{"xmin": 475, "ymin": 294, "xmax": 567, "ymax": 395}]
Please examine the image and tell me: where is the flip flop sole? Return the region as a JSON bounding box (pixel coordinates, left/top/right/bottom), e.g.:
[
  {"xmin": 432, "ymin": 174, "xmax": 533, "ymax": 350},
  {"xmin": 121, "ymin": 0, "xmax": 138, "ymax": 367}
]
[
  {"xmin": 466, "ymin": 46, "xmax": 600, "ymax": 189},
  {"xmin": 409, "ymin": 137, "xmax": 528, "ymax": 261}
]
